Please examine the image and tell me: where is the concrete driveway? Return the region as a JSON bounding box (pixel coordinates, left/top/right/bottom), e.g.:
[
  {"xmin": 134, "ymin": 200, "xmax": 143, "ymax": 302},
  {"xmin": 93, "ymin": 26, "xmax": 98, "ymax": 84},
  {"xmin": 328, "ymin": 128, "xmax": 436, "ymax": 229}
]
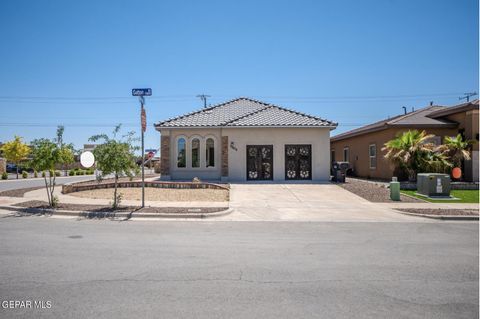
[{"xmin": 225, "ymin": 183, "xmax": 423, "ymax": 222}]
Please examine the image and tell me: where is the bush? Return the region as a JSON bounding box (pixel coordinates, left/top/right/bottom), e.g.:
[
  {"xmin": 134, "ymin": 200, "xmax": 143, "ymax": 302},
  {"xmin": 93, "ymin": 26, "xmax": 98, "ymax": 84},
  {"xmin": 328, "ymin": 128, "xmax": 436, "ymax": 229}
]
[
  {"xmin": 76, "ymin": 170, "xmax": 85, "ymax": 176},
  {"xmin": 41, "ymin": 171, "xmax": 46, "ymax": 178},
  {"xmin": 69, "ymin": 170, "xmax": 75, "ymax": 176},
  {"xmin": 49, "ymin": 169, "xmax": 54, "ymax": 177},
  {"xmin": 55, "ymin": 170, "xmax": 61, "ymax": 177},
  {"xmin": 1, "ymin": 172, "xmax": 7, "ymax": 180},
  {"xmin": 22, "ymin": 171, "xmax": 28, "ymax": 178},
  {"xmin": 34, "ymin": 170, "xmax": 38, "ymax": 178},
  {"xmin": 86, "ymin": 169, "xmax": 94, "ymax": 175}
]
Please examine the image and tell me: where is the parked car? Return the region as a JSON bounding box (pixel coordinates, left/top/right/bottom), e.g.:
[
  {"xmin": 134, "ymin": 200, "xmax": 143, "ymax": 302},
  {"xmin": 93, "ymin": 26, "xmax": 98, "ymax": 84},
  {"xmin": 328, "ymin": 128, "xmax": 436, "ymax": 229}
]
[{"xmin": 5, "ymin": 164, "xmax": 33, "ymax": 173}]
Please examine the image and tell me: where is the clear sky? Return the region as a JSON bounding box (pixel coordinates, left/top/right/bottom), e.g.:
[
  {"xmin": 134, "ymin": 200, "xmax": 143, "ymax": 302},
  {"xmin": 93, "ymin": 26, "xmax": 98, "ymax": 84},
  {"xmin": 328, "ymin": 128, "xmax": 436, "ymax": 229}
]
[{"xmin": 0, "ymin": 0, "xmax": 478, "ymax": 152}]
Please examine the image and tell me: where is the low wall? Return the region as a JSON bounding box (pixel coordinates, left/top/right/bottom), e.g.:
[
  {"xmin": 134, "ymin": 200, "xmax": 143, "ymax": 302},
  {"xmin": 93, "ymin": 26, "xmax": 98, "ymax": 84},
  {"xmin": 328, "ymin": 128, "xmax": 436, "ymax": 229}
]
[
  {"xmin": 62, "ymin": 180, "xmax": 229, "ymax": 194},
  {"xmin": 400, "ymin": 182, "xmax": 479, "ymax": 191}
]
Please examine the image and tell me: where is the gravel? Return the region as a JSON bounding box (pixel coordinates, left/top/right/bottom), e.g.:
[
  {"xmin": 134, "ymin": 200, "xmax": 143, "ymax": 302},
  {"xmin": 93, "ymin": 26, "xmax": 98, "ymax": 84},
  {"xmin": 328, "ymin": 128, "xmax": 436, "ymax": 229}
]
[
  {"xmin": 68, "ymin": 187, "xmax": 229, "ymax": 202},
  {"xmin": 0, "ymin": 186, "xmax": 45, "ymax": 197},
  {"xmin": 338, "ymin": 178, "xmax": 422, "ymax": 203},
  {"xmin": 13, "ymin": 200, "xmax": 228, "ymax": 214},
  {"xmin": 397, "ymin": 208, "xmax": 479, "ymax": 216}
]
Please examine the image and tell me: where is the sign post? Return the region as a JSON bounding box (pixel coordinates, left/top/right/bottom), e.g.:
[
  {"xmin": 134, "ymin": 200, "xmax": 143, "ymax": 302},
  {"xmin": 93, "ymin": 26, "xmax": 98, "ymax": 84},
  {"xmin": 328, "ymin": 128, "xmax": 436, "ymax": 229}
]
[{"xmin": 132, "ymin": 88, "xmax": 152, "ymax": 208}]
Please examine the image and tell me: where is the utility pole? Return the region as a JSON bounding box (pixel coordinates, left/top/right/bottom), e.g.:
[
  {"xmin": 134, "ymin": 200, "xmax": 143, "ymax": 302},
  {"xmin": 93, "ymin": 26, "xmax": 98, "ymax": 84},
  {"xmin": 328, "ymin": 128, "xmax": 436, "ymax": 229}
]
[
  {"xmin": 459, "ymin": 92, "xmax": 477, "ymax": 103},
  {"xmin": 196, "ymin": 94, "xmax": 211, "ymax": 108}
]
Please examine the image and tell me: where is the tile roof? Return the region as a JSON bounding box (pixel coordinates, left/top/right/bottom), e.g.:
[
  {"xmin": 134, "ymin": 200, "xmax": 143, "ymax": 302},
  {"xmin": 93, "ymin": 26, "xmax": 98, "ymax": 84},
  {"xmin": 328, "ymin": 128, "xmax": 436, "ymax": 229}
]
[
  {"xmin": 154, "ymin": 97, "xmax": 337, "ymax": 129},
  {"xmin": 331, "ymin": 105, "xmax": 458, "ymax": 142}
]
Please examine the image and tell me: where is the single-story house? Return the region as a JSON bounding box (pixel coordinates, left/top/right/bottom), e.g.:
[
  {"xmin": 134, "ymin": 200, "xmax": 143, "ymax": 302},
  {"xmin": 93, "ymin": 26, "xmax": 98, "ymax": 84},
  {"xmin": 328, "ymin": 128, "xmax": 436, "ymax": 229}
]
[
  {"xmin": 330, "ymin": 99, "xmax": 479, "ymax": 182},
  {"xmin": 154, "ymin": 97, "xmax": 337, "ymax": 182}
]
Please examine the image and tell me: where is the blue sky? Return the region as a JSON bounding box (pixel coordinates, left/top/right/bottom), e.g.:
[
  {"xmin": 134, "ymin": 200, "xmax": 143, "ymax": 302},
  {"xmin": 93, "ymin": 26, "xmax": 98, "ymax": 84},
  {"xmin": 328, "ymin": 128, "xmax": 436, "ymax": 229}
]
[{"xmin": 0, "ymin": 0, "xmax": 478, "ymax": 151}]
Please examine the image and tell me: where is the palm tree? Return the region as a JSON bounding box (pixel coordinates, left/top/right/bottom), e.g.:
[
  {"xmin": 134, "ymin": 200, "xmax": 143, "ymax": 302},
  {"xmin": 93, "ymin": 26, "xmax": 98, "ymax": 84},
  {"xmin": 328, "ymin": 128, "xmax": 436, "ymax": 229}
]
[
  {"xmin": 437, "ymin": 134, "xmax": 475, "ymax": 169},
  {"xmin": 382, "ymin": 130, "xmax": 436, "ymax": 181}
]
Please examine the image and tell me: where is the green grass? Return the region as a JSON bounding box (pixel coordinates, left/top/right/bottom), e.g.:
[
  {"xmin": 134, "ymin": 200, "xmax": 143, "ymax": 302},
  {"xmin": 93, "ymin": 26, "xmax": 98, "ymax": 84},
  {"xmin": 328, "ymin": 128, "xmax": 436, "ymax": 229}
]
[{"xmin": 401, "ymin": 189, "xmax": 480, "ymax": 203}]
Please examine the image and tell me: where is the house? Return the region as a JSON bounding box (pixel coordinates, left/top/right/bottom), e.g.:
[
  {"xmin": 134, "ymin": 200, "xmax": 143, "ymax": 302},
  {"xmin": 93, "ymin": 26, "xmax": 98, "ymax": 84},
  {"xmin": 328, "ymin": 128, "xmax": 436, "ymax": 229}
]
[
  {"xmin": 154, "ymin": 97, "xmax": 337, "ymax": 182},
  {"xmin": 330, "ymin": 100, "xmax": 479, "ymax": 182}
]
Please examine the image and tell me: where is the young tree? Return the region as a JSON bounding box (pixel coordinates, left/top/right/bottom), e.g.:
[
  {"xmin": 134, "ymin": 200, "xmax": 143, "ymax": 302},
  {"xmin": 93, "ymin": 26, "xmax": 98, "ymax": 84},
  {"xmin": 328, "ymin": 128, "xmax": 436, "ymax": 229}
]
[
  {"xmin": 30, "ymin": 138, "xmax": 61, "ymax": 207},
  {"xmin": 29, "ymin": 126, "xmax": 76, "ymax": 207},
  {"xmin": 382, "ymin": 130, "xmax": 436, "ymax": 181},
  {"xmin": 55, "ymin": 125, "xmax": 75, "ymax": 175},
  {"xmin": 89, "ymin": 125, "xmax": 139, "ymax": 209},
  {"xmin": 437, "ymin": 134, "xmax": 475, "ymax": 169},
  {"xmin": 0, "ymin": 136, "xmax": 31, "ymax": 179}
]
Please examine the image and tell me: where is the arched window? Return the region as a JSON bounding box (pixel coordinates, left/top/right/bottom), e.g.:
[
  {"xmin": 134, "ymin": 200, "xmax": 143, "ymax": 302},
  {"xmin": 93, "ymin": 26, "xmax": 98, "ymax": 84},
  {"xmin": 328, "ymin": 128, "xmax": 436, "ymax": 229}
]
[
  {"xmin": 206, "ymin": 138, "xmax": 215, "ymax": 167},
  {"xmin": 177, "ymin": 138, "xmax": 186, "ymax": 168},
  {"xmin": 191, "ymin": 138, "xmax": 200, "ymax": 168}
]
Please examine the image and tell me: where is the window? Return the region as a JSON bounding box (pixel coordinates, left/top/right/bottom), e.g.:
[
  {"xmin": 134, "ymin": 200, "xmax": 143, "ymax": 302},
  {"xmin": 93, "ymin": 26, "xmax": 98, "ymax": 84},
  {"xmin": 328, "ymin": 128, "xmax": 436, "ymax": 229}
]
[
  {"xmin": 206, "ymin": 138, "xmax": 215, "ymax": 167},
  {"xmin": 191, "ymin": 138, "xmax": 200, "ymax": 168},
  {"xmin": 343, "ymin": 147, "xmax": 349, "ymax": 162},
  {"xmin": 369, "ymin": 144, "xmax": 377, "ymax": 169},
  {"xmin": 177, "ymin": 138, "xmax": 186, "ymax": 168},
  {"xmin": 331, "ymin": 149, "xmax": 335, "ymax": 163}
]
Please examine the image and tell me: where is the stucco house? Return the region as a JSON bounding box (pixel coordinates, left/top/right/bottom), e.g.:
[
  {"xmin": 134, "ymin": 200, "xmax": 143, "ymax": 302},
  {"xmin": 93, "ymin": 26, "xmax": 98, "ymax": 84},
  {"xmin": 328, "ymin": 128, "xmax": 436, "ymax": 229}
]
[
  {"xmin": 154, "ymin": 97, "xmax": 337, "ymax": 182},
  {"xmin": 330, "ymin": 99, "xmax": 479, "ymax": 182}
]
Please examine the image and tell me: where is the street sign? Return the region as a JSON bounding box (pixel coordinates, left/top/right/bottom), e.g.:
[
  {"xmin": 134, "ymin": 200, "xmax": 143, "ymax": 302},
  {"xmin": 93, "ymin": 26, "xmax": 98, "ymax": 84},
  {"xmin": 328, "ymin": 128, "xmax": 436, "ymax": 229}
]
[
  {"xmin": 145, "ymin": 149, "xmax": 157, "ymax": 153},
  {"xmin": 141, "ymin": 108, "xmax": 146, "ymax": 132},
  {"xmin": 147, "ymin": 152, "xmax": 155, "ymax": 159},
  {"xmin": 132, "ymin": 88, "xmax": 152, "ymax": 96}
]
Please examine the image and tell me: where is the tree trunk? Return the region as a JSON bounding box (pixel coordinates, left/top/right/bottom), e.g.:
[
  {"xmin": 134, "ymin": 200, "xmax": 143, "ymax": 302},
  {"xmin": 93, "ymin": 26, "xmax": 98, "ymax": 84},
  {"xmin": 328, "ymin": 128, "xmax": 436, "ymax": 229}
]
[
  {"xmin": 113, "ymin": 174, "xmax": 118, "ymax": 209},
  {"xmin": 44, "ymin": 176, "xmax": 51, "ymax": 205},
  {"xmin": 16, "ymin": 165, "xmax": 19, "ymax": 179}
]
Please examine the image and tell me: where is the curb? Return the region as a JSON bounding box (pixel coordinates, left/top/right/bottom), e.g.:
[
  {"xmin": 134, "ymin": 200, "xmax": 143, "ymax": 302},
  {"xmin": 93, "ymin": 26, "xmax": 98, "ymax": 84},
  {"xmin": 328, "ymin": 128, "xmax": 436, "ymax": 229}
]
[
  {"xmin": 397, "ymin": 211, "xmax": 479, "ymax": 221},
  {"xmin": 0, "ymin": 205, "xmax": 233, "ymax": 220}
]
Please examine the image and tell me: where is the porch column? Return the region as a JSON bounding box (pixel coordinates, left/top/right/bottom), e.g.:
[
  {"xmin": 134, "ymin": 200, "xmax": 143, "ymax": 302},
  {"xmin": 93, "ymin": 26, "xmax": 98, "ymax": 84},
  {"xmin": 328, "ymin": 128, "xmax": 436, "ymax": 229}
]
[
  {"xmin": 160, "ymin": 130, "xmax": 171, "ymax": 180},
  {"xmin": 221, "ymin": 136, "xmax": 228, "ymax": 181}
]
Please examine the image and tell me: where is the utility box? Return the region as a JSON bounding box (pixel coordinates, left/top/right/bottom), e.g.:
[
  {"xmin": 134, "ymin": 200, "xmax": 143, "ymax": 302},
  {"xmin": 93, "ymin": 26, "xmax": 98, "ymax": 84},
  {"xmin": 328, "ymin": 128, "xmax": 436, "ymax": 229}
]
[
  {"xmin": 416, "ymin": 173, "xmax": 451, "ymax": 197},
  {"xmin": 331, "ymin": 161, "xmax": 349, "ymax": 183},
  {"xmin": 390, "ymin": 177, "xmax": 400, "ymax": 201}
]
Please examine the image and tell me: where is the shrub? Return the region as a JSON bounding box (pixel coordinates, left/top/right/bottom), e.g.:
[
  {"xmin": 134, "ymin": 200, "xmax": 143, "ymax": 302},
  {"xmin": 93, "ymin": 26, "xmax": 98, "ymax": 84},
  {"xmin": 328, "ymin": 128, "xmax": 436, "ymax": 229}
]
[
  {"xmin": 1, "ymin": 172, "xmax": 7, "ymax": 180},
  {"xmin": 49, "ymin": 169, "xmax": 54, "ymax": 177},
  {"xmin": 86, "ymin": 169, "xmax": 94, "ymax": 175},
  {"xmin": 192, "ymin": 177, "xmax": 201, "ymax": 183},
  {"xmin": 55, "ymin": 170, "xmax": 61, "ymax": 177},
  {"xmin": 69, "ymin": 170, "xmax": 75, "ymax": 176},
  {"xmin": 41, "ymin": 171, "xmax": 46, "ymax": 178},
  {"xmin": 22, "ymin": 171, "xmax": 28, "ymax": 178},
  {"xmin": 76, "ymin": 170, "xmax": 85, "ymax": 175},
  {"xmin": 34, "ymin": 170, "xmax": 38, "ymax": 178}
]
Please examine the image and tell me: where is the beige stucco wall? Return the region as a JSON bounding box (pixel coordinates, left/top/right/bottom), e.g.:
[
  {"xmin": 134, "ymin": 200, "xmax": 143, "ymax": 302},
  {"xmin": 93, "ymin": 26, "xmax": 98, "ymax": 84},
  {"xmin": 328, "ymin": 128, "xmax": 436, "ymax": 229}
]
[
  {"xmin": 161, "ymin": 128, "xmax": 223, "ymax": 180},
  {"xmin": 223, "ymin": 127, "xmax": 332, "ymax": 182}
]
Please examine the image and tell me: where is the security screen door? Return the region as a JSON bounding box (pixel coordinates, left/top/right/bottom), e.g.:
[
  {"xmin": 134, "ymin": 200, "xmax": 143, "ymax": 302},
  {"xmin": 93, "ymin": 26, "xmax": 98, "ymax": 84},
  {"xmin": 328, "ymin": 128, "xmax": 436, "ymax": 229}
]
[
  {"xmin": 246, "ymin": 145, "xmax": 273, "ymax": 180},
  {"xmin": 285, "ymin": 144, "xmax": 312, "ymax": 180}
]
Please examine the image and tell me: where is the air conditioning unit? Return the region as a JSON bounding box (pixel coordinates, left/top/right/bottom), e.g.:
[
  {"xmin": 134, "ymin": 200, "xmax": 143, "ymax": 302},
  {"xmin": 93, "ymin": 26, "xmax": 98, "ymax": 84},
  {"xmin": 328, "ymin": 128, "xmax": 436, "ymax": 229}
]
[{"xmin": 416, "ymin": 173, "xmax": 451, "ymax": 197}]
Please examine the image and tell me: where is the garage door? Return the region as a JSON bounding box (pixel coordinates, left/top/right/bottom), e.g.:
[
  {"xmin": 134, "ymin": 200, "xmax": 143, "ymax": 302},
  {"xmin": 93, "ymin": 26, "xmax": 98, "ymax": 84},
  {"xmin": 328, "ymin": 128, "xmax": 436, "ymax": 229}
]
[
  {"xmin": 246, "ymin": 145, "xmax": 273, "ymax": 180},
  {"xmin": 285, "ymin": 144, "xmax": 312, "ymax": 180}
]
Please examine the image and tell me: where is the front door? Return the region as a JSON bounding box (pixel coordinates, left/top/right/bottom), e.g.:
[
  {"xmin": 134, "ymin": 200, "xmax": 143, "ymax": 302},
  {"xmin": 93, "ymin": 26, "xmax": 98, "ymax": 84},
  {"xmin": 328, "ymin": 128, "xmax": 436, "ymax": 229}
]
[
  {"xmin": 246, "ymin": 145, "xmax": 273, "ymax": 180},
  {"xmin": 285, "ymin": 144, "xmax": 312, "ymax": 180}
]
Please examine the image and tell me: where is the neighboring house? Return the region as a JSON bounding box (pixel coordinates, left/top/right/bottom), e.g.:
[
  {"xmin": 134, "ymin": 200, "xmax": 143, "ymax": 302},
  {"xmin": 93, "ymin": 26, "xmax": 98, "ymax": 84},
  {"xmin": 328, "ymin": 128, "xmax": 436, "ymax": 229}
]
[
  {"xmin": 154, "ymin": 97, "xmax": 337, "ymax": 182},
  {"xmin": 330, "ymin": 100, "xmax": 479, "ymax": 182}
]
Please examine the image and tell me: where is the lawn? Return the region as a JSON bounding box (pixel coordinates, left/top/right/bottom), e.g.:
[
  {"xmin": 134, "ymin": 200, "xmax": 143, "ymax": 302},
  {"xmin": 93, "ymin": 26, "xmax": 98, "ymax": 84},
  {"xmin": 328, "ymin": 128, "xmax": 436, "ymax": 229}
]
[{"xmin": 401, "ymin": 189, "xmax": 480, "ymax": 203}]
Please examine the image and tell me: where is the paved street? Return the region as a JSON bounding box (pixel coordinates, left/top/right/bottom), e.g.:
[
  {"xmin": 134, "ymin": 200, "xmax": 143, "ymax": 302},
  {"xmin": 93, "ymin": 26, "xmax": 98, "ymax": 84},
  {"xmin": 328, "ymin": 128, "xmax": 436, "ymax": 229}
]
[
  {"xmin": 0, "ymin": 176, "xmax": 96, "ymax": 192},
  {"xmin": 0, "ymin": 214, "xmax": 477, "ymax": 319}
]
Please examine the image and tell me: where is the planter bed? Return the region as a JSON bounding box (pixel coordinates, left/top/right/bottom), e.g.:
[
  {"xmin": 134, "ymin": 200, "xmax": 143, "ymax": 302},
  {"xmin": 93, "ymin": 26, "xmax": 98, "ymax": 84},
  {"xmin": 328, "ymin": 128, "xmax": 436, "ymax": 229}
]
[
  {"xmin": 339, "ymin": 178, "xmax": 422, "ymax": 203},
  {"xmin": 13, "ymin": 200, "xmax": 228, "ymax": 214},
  {"xmin": 396, "ymin": 208, "xmax": 479, "ymax": 216}
]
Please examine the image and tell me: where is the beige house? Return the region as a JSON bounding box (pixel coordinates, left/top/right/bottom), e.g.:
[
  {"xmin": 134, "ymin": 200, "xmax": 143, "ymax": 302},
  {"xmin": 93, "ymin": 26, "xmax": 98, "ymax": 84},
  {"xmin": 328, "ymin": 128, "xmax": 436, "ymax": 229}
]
[
  {"xmin": 330, "ymin": 100, "xmax": 479, "ymax": 182},
  {"xmin": 155, "ymin": 97, "xmax": 337, "ymax": 182}
]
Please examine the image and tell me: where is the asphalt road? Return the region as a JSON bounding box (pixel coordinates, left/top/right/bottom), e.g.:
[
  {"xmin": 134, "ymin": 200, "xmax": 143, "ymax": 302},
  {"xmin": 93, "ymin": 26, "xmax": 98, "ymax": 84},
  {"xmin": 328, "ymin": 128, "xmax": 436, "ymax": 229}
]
[
  {"xmin": 0, "ymin": 216, "xmax": 478, "ymax": 319},
  {"xmin": 0, "ymin": 176, "xmax": 96, "ymax": 192}
]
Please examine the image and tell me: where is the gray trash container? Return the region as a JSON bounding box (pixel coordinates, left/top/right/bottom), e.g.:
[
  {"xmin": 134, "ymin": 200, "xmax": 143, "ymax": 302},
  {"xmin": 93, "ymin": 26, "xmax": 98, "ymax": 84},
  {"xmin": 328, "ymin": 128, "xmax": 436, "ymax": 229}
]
[{"xmin": 331, "ymin": 161, "xmax": 349, "ymax": 183}]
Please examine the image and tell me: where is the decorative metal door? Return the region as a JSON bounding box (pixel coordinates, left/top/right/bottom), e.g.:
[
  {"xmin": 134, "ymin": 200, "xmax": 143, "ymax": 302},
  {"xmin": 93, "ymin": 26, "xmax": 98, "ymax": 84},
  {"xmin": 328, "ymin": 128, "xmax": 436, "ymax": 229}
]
[
  {"xmin": 285, "ymin": 145, "xmax": 312, "ymax": 180},
  {"xmin": 246, "ymin": 145, "xmax": 273, "ymax": 180}
]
